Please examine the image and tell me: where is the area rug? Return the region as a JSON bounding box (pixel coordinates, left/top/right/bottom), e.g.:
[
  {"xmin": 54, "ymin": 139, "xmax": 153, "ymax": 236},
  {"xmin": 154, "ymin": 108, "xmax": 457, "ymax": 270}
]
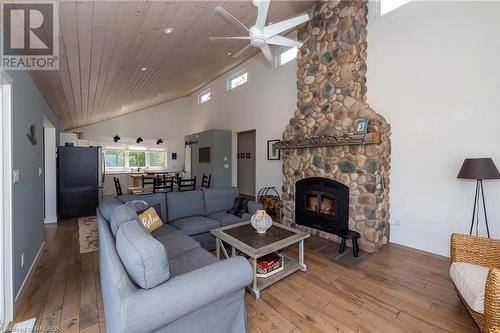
[{"xmin": 78, "ymin": 216, "xmax": 98, "ymax": 253}]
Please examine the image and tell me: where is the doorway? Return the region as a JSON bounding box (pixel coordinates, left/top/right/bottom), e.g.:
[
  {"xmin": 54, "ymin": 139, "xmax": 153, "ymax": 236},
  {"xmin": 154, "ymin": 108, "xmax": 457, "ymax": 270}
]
[
  {"xmin": 43, "ymin": 117, "xmax": 57, "ymax": 224},
  {"xmin": 0, "ymin": 70, "xmax": 14, "ymax": 330},
  {"xmin": 184, "ymin": 144, "xmax": 192, "ymax": 178},
  {"xmin": 237, "ymin": 130, "xmax": 256, "ymax": 197}
]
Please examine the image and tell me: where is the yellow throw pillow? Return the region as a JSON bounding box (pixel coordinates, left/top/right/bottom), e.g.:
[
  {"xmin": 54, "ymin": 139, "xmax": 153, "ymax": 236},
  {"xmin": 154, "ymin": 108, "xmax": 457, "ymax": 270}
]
[{"xmin": 137, "ymin": 207, "xmax": 163, "ymax": 232}]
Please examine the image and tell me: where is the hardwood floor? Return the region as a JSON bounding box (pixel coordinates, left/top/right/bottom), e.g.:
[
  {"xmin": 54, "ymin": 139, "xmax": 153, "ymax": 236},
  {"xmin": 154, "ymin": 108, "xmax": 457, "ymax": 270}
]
[{"xmin": 12, "ymin": 218, "xmax": 477, "ymax": 333}]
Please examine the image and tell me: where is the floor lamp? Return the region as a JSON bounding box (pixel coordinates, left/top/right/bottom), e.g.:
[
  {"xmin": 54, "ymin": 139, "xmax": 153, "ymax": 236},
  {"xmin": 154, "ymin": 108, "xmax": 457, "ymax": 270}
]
[{"xmin": 457, "ymin": 158, "xmax": 500, "ymax": 238}]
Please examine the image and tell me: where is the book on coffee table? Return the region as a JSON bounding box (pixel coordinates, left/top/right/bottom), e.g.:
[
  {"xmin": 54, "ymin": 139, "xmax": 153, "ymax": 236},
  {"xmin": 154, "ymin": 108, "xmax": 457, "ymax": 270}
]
[{"xmin": 256, "ymin": 252, "xmax": 284, "ymax": 278}]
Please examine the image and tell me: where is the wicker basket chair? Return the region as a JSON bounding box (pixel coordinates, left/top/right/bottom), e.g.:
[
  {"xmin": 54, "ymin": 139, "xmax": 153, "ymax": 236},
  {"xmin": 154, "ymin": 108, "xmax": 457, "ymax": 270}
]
[{"xmin": 451, "ymin": 233, "xmax": 500, "ymax": 332}]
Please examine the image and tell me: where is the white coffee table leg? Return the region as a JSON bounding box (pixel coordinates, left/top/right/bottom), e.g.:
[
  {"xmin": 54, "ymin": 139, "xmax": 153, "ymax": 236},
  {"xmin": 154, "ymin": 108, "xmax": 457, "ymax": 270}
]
[
  {"xmin": 216, "ymin": 239, "xmax": 220, "ymax": 259},
  {"xmin": 299, "ymin": 240, "xmax": 307, "ymax": 271},
  {"xmin": 251, "ymin": 258, "xmax": 260, "ymax": 299}
]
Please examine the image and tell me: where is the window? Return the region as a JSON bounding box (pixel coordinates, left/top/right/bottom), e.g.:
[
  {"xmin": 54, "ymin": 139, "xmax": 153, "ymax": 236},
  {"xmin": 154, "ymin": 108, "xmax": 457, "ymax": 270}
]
[
  {"xmin": 198, "ymin": 89, "xmax": 211, "ymax": 104},
  {"xmin": 380, "ymin": 0, "xmax": 412, "ymax": 16},
  {"xmin": 149, "ymin": 151, "xmax": 166, "ymax": 168},
  {"xmin": 105, "ymin": 150, "xmax": 125, "ymax": 168},
  {"xmin": 128, "ymin": 151, "xmax": 146, "ymax": 167},
  {"xmin": 227, "ymin": 69, "xmax": 248, "ymax": 91},
  {"xmin": 277, "ymin": 47, "xmax": 298, "ymax": 66},
  {"xmin": 104, "ymin": 148, "xmax": 167, "ymax": 171}
]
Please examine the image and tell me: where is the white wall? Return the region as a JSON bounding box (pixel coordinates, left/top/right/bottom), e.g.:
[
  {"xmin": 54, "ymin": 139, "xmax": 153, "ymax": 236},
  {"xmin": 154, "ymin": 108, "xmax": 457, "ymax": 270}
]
[
  {"xmin": 366, "ymin": 1, "xmax": 500, "ymax": 256},
  {"xmin": 188, "ymin": 55, "xmax": 297, "ymax": 195},
  {"xmin": 75, "ymin": 97, "xmax": 190, "ymax": 171}
]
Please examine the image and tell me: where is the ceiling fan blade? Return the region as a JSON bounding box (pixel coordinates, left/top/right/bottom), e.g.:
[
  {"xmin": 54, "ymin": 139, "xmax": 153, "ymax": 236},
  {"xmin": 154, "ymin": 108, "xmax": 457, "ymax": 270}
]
[
  {"xmin": 260, "ymin": 45, "xmax": 273, "ymax": 62},
  {"xmin": 266, "ymin": 35, "xmax": 302, "ymax": 48},
  {"xmin": 209, "ymin": 36, "xmax": 251, "ymax": 41},
  {"xmin": 263, "ymin": 12, "xmax": 310, "ymax": 38},
  {"xmin": 215, "ymin": 6, "xmax": 249, "ymax": 32},
  {"xmin": 255, "ymin": 0, "xmax": 270, "ymax": 31},
  {"xmin": 232, "ymin": 44, "xmax": 253, "ymax": 58}
]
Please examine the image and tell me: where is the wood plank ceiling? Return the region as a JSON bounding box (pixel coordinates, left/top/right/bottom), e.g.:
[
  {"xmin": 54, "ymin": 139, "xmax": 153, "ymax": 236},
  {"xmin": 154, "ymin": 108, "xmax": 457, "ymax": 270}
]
[{"xmin": 26, "ymin": 0, "xmax": 315, "ymax": 130}]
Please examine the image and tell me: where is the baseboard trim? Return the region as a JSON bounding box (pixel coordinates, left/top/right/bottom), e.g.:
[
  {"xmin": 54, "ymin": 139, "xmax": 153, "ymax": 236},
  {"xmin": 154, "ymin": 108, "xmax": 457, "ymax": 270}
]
[
  {"xmin": 389, "ymin": 237, "xmax": 450, "ymax": 257},
  {"xmin": 14, "ymin": 241, "xmax": 45, "ymax": 312},
  {"xmin": 44, "ymin": 216, "xmax": 57, "ymax": 224}
]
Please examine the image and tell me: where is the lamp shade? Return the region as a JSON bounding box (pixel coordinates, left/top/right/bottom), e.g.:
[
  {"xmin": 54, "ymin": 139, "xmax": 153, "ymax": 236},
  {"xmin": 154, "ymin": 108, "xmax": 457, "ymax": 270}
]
[{"xmin": 457, "ymin": 158, "xmax": 500, "ymax": 180}]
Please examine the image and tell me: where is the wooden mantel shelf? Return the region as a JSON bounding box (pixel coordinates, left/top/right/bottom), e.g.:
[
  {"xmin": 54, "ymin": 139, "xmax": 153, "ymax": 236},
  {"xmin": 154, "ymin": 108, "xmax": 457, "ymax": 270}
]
[{"xmin": 275, "ymin": 133, "xmax": 381, "ymax": 150}]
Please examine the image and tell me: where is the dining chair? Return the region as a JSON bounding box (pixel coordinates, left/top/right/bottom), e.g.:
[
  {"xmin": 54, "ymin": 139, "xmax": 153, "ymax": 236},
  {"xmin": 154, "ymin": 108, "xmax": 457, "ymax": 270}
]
[
  {"xmin": 178, "ymin": 176, "xmax": 197, "ymax": 191},
  {"xmin": 142, "ymin": 174, "xmax": 156, "ymax": 190},
  {"xmin": 113, "ymin": 177, "xmax": 123, "ymax": 196},
  {"xmin": 201, "ymin": 174, "xmax": 211, "ymax": 188},
  {"xmin": 153, "ymin": 177, "xmax": 174, "ymax": 193}
]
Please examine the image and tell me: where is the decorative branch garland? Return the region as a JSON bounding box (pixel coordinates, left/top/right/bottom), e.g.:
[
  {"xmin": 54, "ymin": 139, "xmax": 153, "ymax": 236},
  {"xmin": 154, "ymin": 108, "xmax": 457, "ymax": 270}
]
[{"xmin": 275, "ymin": 132, "xmax": 381, "ymax": 150}]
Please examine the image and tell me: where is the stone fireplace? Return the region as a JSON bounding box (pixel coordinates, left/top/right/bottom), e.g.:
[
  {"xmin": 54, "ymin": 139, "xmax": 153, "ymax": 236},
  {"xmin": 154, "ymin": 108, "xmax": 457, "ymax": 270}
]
[{"xmin": 281, "ymin": 0, "xmax": 391, "ymax": 253}]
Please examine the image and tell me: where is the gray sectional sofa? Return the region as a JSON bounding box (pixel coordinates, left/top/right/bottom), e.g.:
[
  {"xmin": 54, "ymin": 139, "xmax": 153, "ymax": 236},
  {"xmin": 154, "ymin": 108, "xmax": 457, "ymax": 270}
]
[{"xmin": 97, "ymin": 187, "xmax": 260, "ymax": 333}]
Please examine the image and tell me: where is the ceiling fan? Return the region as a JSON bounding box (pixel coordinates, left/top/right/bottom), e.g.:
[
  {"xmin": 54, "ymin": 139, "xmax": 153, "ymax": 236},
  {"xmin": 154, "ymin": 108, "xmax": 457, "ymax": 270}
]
[{"xmin": 209, "ymin": 0, "xmax": 310, "ymax": 62}]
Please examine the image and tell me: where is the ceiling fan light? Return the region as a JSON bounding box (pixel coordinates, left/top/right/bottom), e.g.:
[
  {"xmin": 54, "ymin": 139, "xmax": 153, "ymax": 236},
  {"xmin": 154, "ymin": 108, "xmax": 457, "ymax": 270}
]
[{"xmin": 163, "ymin": 27, "xmax": 175, "ymax": 34}]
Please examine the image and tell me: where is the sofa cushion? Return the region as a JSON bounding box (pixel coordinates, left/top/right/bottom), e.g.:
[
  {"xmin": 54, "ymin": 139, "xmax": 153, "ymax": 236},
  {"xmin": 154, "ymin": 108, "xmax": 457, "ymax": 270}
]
[
  {"xmin": 450, "ymin": 262, "xmax": 489, "ymax": 314},
  {"xmin": 166, "ymin": 190, "xmax": 205, "ymax": 221},
  {"xmin": 247, "ymin": 201, "xmax": 262, "ymax": 215},
  {"xmin": 110, "ymin": 205, "xmax": 138, "ymax": 237},
  {"xmin": 118, "ymin": 193, "xmax": 167, "ymax": 222},
  {"xmin": 169, "ymin": 247, "xmax": 218, "ymax": 277},
  {"xmin": 154, "ymin": 230, "xmax": 201, "ymax": 259},
  {"xmin": 203, "ymin": 187, "xmax": 238, "ymax": 216},
  {"xmin": 170, "ymin": 216, "xmax": 221, "ymax": 236},
  {"xmin": 151, "ymin": 223, "xmax": 178, "ymax": 238},
  {"xmin": 116, "ymin": 220, "xmax": 170, "ymax": 289},
  {"xmin": 208, "ymin": 211, "xmax": 251, "ymax": 226},
  {"xmin": 98, "ymin": 197, "xmax": 123, "ymax": 223}
]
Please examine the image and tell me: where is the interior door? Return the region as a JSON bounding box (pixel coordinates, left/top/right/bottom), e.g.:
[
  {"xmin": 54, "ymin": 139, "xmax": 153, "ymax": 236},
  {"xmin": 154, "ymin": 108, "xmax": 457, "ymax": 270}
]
[{"xmin": 237, "ymin": 130, "xmax": 256, "ymax": 197}]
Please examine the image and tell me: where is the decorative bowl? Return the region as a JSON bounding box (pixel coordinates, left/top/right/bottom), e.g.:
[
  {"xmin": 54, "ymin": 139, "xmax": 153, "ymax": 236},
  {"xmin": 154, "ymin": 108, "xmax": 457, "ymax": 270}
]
[{"xmin": 251, "ymin": 210, "xmax": 272, "ymax": 234}]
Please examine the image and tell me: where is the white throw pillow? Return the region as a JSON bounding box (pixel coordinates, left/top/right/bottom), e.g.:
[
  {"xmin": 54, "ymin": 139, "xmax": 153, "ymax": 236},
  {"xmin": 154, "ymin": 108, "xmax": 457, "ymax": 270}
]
[{"xmin": 450, "ymin": 262, "xmax": 489, "ymax": 314}]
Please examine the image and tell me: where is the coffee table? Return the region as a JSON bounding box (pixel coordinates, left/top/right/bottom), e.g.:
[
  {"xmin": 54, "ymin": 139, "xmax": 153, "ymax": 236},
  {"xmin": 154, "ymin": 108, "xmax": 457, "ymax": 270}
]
[{"xmin": 211, "ymin": 221, "xmax": 310, "ymax": 299}]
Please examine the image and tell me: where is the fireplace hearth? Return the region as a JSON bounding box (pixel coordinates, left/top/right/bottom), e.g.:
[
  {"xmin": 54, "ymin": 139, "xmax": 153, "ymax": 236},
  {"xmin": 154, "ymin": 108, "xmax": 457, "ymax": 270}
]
[{"xmin": 296, "ymin": 177, "xmax": 349, "ymax": 236}]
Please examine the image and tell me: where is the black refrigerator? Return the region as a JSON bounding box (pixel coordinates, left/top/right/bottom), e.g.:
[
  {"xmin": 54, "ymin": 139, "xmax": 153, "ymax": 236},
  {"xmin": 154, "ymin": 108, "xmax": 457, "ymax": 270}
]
[{"xmin": 57, "ymin": 146, "xmax": 104, "ymax": 218}]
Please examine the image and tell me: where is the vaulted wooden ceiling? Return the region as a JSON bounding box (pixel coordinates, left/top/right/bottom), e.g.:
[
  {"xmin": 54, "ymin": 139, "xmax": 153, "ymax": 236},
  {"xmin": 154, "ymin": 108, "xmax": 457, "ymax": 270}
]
[{"xmin": 26, "ymin": 0, "xmax": 315, "ymax": 130}]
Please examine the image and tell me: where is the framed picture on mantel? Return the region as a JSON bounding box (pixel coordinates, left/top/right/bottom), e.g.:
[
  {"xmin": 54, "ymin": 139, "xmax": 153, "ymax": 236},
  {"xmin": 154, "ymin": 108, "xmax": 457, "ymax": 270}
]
[
  {"xmin": 267, "ymin": 140, "xmax": 281, "ymax": 160},
  {"xmin": 356, "ymin": 117, "xmax": 369, "ymax": 134}
]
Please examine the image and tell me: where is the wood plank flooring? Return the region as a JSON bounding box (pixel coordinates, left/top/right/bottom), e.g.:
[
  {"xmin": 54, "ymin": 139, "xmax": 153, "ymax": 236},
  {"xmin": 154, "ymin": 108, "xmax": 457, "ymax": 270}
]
[{"xmin": 12, "ymin": 218, "xmax": 478, "ymax": 333}]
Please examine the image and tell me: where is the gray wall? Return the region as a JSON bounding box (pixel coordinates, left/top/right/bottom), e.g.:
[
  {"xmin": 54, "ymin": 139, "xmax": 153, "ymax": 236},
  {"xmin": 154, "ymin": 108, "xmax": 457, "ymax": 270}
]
[
  {"xmin": 7, "ymin": 69, "xmax": 62, "ymax": 297},
  {"xmin": 237, "ymin": 130, "xmax": 256, "ymax": 196},
  {"xmin": 185, "ymin": 129, "xmax": 232, "ymax": 188}
]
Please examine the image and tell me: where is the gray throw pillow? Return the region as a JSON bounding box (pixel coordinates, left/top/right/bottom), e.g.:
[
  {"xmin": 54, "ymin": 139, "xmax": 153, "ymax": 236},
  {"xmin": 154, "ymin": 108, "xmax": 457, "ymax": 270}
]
[
  {"xmin": 110, "ymin": 205, "xmax": 137, "ymax": 237},
  {"xmin": 116, "ymin": 220, "xmax": 170, "ymax": 289}
]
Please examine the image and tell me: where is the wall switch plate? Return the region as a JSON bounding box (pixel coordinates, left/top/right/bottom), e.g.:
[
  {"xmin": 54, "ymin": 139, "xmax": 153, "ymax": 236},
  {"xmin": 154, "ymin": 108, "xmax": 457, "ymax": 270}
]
[
  {"xmin": 224, "ymin": 164, "xmax": 229, "ymax": 169},
  {"xmin": 38, "ymin": 166, "xmax": 43, "ymax": 176},
  {"xmin": 13, "ymin": 169, "xmax": 20, "ymax": 183}
]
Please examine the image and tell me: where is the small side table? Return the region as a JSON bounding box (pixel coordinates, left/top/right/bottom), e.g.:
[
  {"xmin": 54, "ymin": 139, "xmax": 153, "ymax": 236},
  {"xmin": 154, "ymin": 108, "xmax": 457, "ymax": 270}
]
[{"xmin": 338, "ymin": 230, "xmax": 361, "ymax": 257}]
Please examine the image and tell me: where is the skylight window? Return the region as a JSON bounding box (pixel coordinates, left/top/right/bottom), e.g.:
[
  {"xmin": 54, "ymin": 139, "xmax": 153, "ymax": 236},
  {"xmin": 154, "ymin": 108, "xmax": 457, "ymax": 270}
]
[
  {"xmin": 277, "ymin": 47, "xmax": 298, "ymax": 66},
  {"xmin": 227, "ymin": 69, "xmax": 248, "ymax": 91},
  {"xmin": 198, "ymin": 89, "xmax": 211, "ymax": 104},
  {"xmin": 381, "ymin": 0, "xmax": 412, "ymax": 15}
]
